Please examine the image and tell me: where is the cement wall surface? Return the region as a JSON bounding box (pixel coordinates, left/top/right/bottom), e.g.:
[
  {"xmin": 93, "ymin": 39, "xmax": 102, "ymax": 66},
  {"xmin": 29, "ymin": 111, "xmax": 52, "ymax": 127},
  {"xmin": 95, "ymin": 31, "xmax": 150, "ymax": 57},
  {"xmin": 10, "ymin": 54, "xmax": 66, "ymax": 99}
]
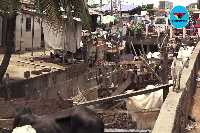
[
  {"xmin": 15, "ymin": 14, "xmax": 41, "ymax": 51},
  {"xmin": 0, "ymin": 63, "xmax": 88, "ymax": 99},
  {"xmin": 152, "ymin": 43, "xmax": 200, "ymax": 133},
  {"xmin": 0, "ymin": 62, "xmax": 120, "ymax": 101}
]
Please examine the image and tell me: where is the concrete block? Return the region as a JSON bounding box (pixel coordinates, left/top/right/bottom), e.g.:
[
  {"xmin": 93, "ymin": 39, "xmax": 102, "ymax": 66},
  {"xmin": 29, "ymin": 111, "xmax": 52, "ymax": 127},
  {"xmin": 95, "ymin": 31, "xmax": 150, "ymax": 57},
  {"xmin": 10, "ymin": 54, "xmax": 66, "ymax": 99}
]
[
  {"xmin": 24, "ymin": 71, "xmax": 30, "ymax": 79},
  {"xmin": 31, "ymin": 70, "xmax": 42, "ymax": 75},
  {"xmin": 42, "ymin": 67, "xmax": 51, "ymax": 72}
]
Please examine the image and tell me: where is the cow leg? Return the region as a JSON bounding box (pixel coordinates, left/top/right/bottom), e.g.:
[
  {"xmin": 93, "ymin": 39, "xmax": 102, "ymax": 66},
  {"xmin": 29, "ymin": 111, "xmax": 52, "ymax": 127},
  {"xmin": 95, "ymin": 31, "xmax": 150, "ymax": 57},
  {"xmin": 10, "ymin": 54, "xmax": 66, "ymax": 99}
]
[
  {"xmin": 178, "ymin": 77, "xmax": 180, "ymax": 90},
  {"xmin": 173, "ymin": 79, "xmax": 176, "ymax": 91}
]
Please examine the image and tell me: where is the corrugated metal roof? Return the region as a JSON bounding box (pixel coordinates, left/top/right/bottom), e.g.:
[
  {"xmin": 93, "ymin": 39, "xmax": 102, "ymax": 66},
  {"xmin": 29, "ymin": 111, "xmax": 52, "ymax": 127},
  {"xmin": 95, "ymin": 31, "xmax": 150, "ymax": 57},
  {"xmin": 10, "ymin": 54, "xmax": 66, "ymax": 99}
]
[{"xmin": 101, "ymin": 4, "xmax": 141, "ymax": 12}]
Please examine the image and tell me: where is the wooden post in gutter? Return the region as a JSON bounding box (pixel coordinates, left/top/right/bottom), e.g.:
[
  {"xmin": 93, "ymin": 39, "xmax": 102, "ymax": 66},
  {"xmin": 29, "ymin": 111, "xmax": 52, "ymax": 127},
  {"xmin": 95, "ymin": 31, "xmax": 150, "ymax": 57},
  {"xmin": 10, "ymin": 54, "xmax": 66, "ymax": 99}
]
[
  {"xmin": 162, "ymin": 34, "xmax": 169, "ymax": 100},
  {"xmin": 162, "ymin": 35, "xmax": 168, "ymax": 84},
  {"xmin": 31, "ymin": 15, "xmax": 34, "ymax": 56}
]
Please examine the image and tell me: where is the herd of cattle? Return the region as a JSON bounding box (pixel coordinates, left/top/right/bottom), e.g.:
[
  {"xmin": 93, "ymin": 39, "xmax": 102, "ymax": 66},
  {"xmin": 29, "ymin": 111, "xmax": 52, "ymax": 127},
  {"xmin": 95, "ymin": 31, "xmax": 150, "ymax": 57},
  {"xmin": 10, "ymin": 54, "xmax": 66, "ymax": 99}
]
[{"xmin": 11, "ymin": 40, "xmax": 195, "ymax": 132}]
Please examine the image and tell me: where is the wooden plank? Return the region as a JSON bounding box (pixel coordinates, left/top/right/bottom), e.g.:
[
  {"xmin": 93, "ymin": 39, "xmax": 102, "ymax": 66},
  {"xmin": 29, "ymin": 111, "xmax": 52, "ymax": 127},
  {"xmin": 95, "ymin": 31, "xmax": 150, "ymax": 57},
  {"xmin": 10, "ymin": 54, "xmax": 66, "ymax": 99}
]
[
  {"xmin": 111, "ymin": 79, "xmax": 132, "ymax": 96},
  {"xmin": 105, "ymin": 129, "xmax": 152, "ymax": 133},
  {"xmin": 94, "ymin": 108, "xmax": 160, "ymax": 114},
  {"xmin": 118, "ymin": 61, "xmax": 143, "ymax": 65},
  {"xmin": 76, "ymin": 84, "xmax": 173, "ymax": 106},
  {"xmin": 140, "ymin": 57, "xmax": 162, "ymax": 83},
  {"xmin": 72, "ymin": 84, "xmax": 102, "ymax": 102}
]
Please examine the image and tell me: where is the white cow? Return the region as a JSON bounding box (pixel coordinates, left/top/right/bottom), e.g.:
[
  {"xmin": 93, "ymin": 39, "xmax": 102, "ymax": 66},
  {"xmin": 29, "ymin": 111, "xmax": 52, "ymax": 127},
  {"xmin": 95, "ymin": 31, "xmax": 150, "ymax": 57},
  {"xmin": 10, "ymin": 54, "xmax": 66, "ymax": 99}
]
[
  {"xmin": 177, "ymin": 46, "xmax": 194, "ymax": 68},
  {"xmin": 124, "ymin": 85, "xmax": 163, "ymax": 130},
  {"xmin": 12, "ymin": 125, "xmax": 36, "ymax": 133},
  {"xmin": 171, "ymin": 55, "xmax": 183, "ymax": 90}
]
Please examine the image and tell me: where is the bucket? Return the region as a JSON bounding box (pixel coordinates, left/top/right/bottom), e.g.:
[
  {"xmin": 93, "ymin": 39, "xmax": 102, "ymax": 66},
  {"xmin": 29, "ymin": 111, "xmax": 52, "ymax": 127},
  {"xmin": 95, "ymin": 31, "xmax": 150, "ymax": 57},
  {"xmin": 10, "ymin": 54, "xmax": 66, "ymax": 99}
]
[{"xmin": 97, "ymin": 41, "xmax": 102, "ymax": 45}]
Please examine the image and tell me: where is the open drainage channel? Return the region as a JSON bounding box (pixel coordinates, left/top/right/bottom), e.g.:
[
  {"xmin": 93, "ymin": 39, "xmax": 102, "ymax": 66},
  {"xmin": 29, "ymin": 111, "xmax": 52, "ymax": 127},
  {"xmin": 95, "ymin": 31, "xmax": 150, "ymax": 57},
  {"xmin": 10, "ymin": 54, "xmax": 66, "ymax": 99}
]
[{"xmin": 105, "ymin": 129, "xmax": 152, "ymax": 133}]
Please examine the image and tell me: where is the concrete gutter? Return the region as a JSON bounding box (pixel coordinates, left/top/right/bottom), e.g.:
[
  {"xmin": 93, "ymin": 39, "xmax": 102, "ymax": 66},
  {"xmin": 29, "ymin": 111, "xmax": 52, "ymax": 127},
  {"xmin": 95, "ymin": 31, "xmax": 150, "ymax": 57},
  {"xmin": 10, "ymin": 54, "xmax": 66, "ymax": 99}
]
[{"xmin": 153, "ymin": 43, "xmax": 200, "ymax": 133}]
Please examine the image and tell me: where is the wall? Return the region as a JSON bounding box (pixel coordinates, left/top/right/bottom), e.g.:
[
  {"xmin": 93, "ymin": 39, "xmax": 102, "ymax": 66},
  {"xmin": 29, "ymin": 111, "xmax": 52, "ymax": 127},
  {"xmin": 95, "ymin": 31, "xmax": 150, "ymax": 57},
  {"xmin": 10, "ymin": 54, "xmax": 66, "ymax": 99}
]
[
  {"xmin": 152, "ymin": 43, "xmax": 200, "ymax": 133},
  {"xmin": 15, "ymin": 14, "xmax": 41, "ymax": 51},
  {"xmin": 0, "ymin": 63, "xmax": 88, "ymax": 99},
  {"xmin": 0, "ymin": 63, "xmax": 120, "ymax": 101}
]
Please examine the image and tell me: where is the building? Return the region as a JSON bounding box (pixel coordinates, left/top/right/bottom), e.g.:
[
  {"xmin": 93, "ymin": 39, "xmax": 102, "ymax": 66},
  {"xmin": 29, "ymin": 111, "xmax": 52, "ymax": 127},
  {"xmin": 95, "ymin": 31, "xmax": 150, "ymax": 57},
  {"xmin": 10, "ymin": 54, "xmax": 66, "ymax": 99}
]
[
  {"xmin": 159, "ymin": 1, "xmax": 173, "ymax": 10},
  {"xmin": 153, "ymin": 7, "xmax": 167, "ymax": 17},
  {"xmin": 86, "ymin": 0, "xmax": 94, "ymax": 6}
]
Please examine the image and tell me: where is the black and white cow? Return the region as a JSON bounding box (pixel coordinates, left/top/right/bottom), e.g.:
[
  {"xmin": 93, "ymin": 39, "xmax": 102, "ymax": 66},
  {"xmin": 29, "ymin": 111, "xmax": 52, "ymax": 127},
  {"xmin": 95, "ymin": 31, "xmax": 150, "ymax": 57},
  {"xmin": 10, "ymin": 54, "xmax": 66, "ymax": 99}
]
[{"xmin": 13, "ymin": 105, "xmax": 104, "ymax": 133}]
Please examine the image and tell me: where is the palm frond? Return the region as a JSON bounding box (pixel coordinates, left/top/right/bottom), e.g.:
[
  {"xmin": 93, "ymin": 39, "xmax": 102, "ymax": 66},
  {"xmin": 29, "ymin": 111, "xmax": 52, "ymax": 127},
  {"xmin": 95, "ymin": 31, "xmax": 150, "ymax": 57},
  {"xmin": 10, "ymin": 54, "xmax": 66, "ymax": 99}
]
[
  {"xmin": 0, "ymin": 0, "xmax": 20, "ymax": 18},
  {"xmin": 32, "ymin": 0, "xmax": 91, "ymax": 31}
]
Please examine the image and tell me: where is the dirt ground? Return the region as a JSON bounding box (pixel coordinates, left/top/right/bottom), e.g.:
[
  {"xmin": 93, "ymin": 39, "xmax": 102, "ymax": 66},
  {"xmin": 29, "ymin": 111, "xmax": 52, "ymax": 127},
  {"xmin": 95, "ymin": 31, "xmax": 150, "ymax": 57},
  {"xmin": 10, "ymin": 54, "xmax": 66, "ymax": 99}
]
[{"xmin": 0, "ymin": 50, "xmax": 67, "ymax": 86}]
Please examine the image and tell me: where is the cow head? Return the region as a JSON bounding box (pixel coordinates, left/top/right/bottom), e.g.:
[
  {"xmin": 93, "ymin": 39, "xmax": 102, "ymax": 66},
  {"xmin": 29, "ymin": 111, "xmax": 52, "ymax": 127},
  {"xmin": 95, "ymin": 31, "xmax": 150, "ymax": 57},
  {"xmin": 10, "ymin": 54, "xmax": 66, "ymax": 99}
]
[{"xmin": 13, "ymin": 105, "xmax": 32, "ymax": 129}]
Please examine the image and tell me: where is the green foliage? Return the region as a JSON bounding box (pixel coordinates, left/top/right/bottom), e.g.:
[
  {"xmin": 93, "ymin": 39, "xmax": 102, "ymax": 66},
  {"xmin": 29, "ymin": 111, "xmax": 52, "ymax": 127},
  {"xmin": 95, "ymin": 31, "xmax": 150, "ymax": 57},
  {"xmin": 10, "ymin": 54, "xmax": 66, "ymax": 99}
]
[
  {"xmin": 142, "ymin": 4, "xmax": 154, "ymax": 10},
  {"xmin": 131, "ymin": 24, "xmax": 144, "ymax": 38},
  {"xmin": 142, "ymin": 4, "xmax": 155, "ymax": 15},
  {"xmin": 92, "ymin": 4, "xmax": 100, "ymax": 8},
  {"xmin": 146, "ymin": 4, "xmax": 154, "ymax": 9},
  {"xmin": 142, "ymin": 5, "xmax": 147, "ymax": 11},
  {"xmin": 0, "ymin": 0, "xmax": 20, "ymax": 18},
  {"xmin": 0, "ymin": 0, "xmax": 91, "ymax": 31},
  {"xmin": 147, "ymin": 9, "xmax": 155, "ymax": 16},
  {"xmin": 32, "ymin": 0, "xmax": 91, "ymax": 31}
]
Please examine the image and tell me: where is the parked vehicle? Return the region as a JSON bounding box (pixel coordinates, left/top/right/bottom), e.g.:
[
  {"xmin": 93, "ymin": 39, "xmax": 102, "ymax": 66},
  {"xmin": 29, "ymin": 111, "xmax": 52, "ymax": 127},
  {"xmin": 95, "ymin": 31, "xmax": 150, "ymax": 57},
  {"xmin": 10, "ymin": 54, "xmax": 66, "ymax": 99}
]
[{"xmin": 195, "ymin": 18, "xmax": 200, "ymax": 33}]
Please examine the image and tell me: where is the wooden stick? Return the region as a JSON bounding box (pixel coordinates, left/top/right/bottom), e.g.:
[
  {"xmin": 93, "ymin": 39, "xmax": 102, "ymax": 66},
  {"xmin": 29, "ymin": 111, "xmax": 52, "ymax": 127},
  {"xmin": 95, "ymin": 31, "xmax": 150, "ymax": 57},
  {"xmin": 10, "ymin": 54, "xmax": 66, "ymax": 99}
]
[
  {"xmin": 118, "ymin": 61, "xmax": 143, "ymax": 65},
  {"xmin": 94, "ymin": 108, "xmax": 160, "ymax": 114},
  {"xmin": 140, "ymin": 57, "xmax": 162, "ymax": 83},
  {"xmin": 111, "ymin": 79, "xmax": 132, "ymax": 96},
  {"xmin": 72, "ymin": 84, "xmax": 102, "ymax": 102}
]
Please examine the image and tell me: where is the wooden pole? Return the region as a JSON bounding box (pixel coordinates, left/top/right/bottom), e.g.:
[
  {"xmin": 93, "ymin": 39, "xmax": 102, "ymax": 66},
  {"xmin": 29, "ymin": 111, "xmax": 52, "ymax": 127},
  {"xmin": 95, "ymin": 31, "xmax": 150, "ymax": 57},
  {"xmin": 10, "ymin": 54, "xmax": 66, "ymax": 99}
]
[
  {"xmin": 141, "ymin": 39, "xmax": 145, "ymax": 57},
  {"xmin": 5, "ymin": 73, "xmax": 10, "ymax": 100},
  {"xmin": 146, "ymin": 24, "xmax": 148, "ymax": 37},
  {"xmin": 162, "ymin": 35, "xmax": 168, "ymax": 84},
  {"xmin": 31, "ymin": 15, "xmax": 34, "ymax": 56},
  {"xmin": 170, "ymin": 25, "xmax": 173, "ymax": 39},
  {"xmin": 111, "ymin": 0, "xmax": 113, "ymax": 16},
  {"xmin": 183, "ymin": 27, "xmax": 186, "ymax": 38},
  {"xmin": 158, "ymin": 26, "xmax": 160, "ymax": 37},
  {"xmin": 76, "ymin": 84, "xmax": 172, "ymax": 106},
  {"xmin": 72, "ymin": 84, "xmax": 102, "ymax": 102}
]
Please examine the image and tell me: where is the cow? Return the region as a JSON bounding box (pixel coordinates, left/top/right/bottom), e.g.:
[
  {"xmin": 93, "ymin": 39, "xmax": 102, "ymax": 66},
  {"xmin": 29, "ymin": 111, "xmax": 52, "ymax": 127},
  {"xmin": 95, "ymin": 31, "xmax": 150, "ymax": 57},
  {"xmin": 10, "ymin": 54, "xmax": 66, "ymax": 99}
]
[
  {"xmin": 124, "ymin": 85, "xmax": 173, "ymax": 130},
  {"xmin": 171, "ymin": 53, "xmax": 183, "ymax": 91},
  {"xmin": 124, "ymin": 85, "xmax": 164, "ymax": 130},
  {"xmin": 12, "ymin": 105, "xmax": 104, "ymax": 133},
  {"xmin": 123, "ymin": 67, "xmax": 139, "ymax": 91}
]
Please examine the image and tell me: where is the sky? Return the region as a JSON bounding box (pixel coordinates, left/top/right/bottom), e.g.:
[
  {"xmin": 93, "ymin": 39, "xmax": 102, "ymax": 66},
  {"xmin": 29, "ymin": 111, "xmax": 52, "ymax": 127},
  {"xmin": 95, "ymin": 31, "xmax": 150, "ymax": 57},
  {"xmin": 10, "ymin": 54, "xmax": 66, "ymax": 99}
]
[{"xmin": 94, "ymin": 0, "xmax": 197, "ymax": 8}]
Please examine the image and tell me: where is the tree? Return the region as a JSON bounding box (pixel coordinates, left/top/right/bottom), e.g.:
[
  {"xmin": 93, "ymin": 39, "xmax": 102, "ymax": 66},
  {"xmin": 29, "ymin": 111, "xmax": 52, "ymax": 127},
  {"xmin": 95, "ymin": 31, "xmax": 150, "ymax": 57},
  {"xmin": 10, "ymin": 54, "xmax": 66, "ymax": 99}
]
[
  {"xmin": 0, "ymin": 0, "xmax": 91, "ymax": 82},
  {"xmin": 142, "ymin": 4, "xmax": 155, "ymax": 16}
]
